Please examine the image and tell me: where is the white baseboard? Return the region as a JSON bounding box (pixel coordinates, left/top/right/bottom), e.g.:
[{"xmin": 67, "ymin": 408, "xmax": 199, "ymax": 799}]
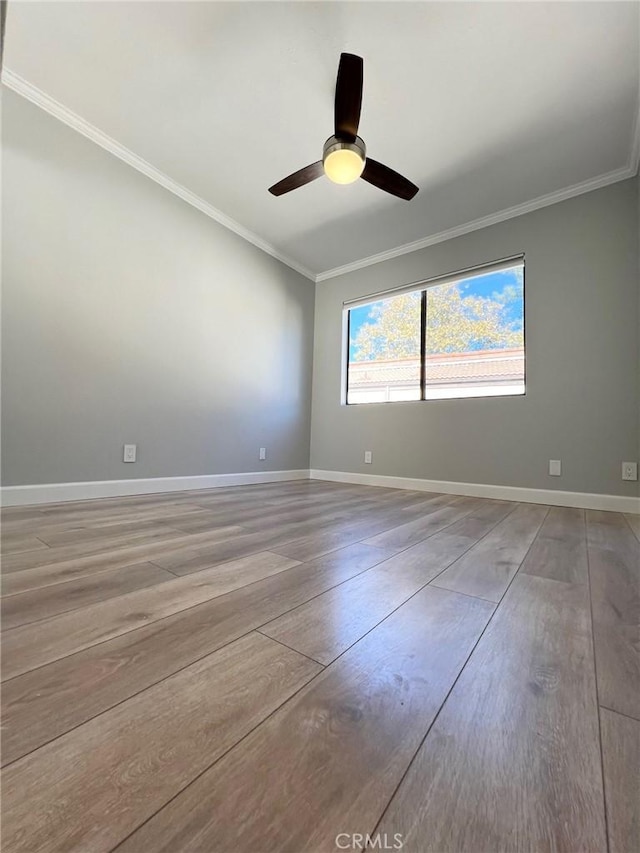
[
  {"xmin": 1, "ymin": 469, "xmax": 311, "ymax": 507},
  {"xmin": 309, "ymin": 469, "xmax": 640, "ymax": 514},
  {"xmin": 3, "ymin": 468, "xmax": 638, "ymax": 513}
]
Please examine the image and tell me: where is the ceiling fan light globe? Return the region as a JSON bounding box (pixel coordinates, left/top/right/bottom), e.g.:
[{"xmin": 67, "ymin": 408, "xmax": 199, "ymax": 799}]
[{"xmin": 323, "ymin": 149, "xmax": 365, "ymax": 184}]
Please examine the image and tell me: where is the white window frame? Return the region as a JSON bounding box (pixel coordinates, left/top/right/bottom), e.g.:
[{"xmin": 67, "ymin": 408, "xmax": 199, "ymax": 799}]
[{"xmin": 342, "ymin": 254, "xmax": 526, "ymax": 406}]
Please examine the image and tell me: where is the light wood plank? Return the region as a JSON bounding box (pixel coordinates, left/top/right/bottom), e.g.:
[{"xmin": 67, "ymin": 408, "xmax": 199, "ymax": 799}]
[
  {"xmin": 359, "ymin": 497, "xmax": 477, "ymax": 552},
  {"xmin": 182, "ymin": 482, "xmax": 360, "ymax": 511},
  {"xmin": 600, "ymin": 707, "xmax": 640, "ymax": 853},
  {"xmin": 377, "ymin": 573, "xmax": 606, "ymax": 852},
  {"xmin": 1, "ymin": 562, "xmax": 174, "ymax": 630},
  {"xmin": 165, "ymin": 489, "xmax": 382, "ymax": 534},
  {"xmin": 1, "ymin": 632, "xmax": 321, "ymax": 853},
  {"xmin": 0, "ymin": 526, "xmax": 181, "ymax": 572},
  {"xmin": 2, "ymin": 500, "xmax": 213, "ymax": 538},
  {"xmin": 520, "ymin": 506, "xmax": 587, "ymax": 584},
  {"xmin": 587, "ymin": 510, "xmax": 640, "ymax": 719},
  {"xmin": 1, "ymin": 483, "xmax": 631, "ymax": 853},
  {"xmin": 117, "ymin": 585, "xmax": 494, "ymax": 853},
  {"xmin": 1, "ymin": 521, "xmax": 240, "ymax": 574},
  {"xmin": 624, "ymin": 513, "xmax": 640, "ymax": 542},
  {"xmin": 260, "ymin": 503, "xmax": 508, "ymax": 664},
  {"xmin": 0, "ymin": 533, "xmax": 49, "ymax": 555},
  {"xmin": 37, "ymin": 492, "xmax": 197, "ymax": 514},
  {"xmin": 238, "ymin": 495, "xmax": 391, "ymax": 533},
  {"xmin": 169, "ymin": 504, "xmax": 337, "ymax": 533},
  {"xmin": 34, "ymin": 515, "xmax": 214, "ymax": 547},
  {"xmin": 267, "ymin": 502, "xmax": 458, "ymax": 564},
  {"xmin": 155, "ymin": 499, "xmax": 447, "ymax": 575},
  {"xmin": 2, "ymin": 551, "xmax": 300, "ymax": 680},
  {"xmin": 433, "ymin": 497, "xmax": 516, "ymax": 539},
  {"xmin": 196, "ymin": 486, "xmax": 422, "ymax": 527},
  {"xmin": 33, "ymin": 493, "xmax": 207, "ymax": 520},
  {"xmin": 1, "ymin": 507, "xmax": 47, "ymax": 522},
  {"xmin": 431, "ymin": 503, "xmax": 547, "ymax": 601},
  {"xmin": 151, "ymin": 525, "xmax": 331, "ymax": 575},
  {"xmin": 1, "ymin": 524, "xmax": 245, "ymax": 595},
  {"xmin": 625, "ymin": 512, "xmax": 640, "ymax": 541},
  {"xmin": 2, "ymin": 543, "xmax": 389, "ymax": 764}
]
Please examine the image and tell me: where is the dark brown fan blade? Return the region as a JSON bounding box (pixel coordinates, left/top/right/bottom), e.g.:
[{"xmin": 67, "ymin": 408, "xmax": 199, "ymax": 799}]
[
  {"xmin": 334, "ymin": 53, "xmax": 363, "ymax": 142},
  {"xmin": 268, "ymin": 161, "xmax": 324, "ymax": 196},
  {"xmin": 361, "ymin": 158, "xmax": 419, "ymax": 200}
]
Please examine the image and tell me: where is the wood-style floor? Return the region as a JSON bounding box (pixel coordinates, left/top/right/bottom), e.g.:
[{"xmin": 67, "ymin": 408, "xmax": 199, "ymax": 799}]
[{"xmin": 1, "ymin": 480, "xmax": 638, "ymax": 853}]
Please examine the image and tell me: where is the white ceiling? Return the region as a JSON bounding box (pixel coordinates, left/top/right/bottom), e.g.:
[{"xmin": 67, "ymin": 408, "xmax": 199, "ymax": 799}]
[{"xmin": 4, "ymin": 1, "xmax": 639, "ymax": 279}]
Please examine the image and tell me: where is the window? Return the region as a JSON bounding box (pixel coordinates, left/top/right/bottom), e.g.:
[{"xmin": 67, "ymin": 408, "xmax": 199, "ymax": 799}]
[
  {"xmin": 345, "ymin": 258, "xmax": 525, "ymax": 404},
  {"xmin": 347, "ymin": 291, "xmax": 422, "ymax": 403}
]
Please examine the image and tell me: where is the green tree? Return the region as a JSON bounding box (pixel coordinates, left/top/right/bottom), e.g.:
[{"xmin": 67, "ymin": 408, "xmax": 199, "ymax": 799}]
[{"xmin": 352, "ymin": 283, "xmax": 522, "ymax": 359}]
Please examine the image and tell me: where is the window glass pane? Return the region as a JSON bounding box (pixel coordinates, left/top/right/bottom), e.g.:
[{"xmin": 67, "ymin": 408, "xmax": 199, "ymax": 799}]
[
  {"xmin": 347, "ymin": 291, "xmax": 421, "ymax": 404},
  {"xmin": 424, "ymin": 264, "xmax": 524, "ymax": 399}
]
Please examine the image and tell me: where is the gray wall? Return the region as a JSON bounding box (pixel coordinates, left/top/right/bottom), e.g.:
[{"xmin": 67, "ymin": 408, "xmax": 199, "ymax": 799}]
[
  {"xmin": 311, "ymin": 178, "xmax": 639, "ymax": 497},
  {"xmin": 3, "ymin": 88, "xmax": 638, "ymax": 499},
  {"xmin": 2, "ymin": 90, "xmax": 315, "ymax": 486}
]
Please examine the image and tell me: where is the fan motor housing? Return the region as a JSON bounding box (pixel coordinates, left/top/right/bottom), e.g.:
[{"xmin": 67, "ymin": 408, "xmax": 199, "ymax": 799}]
[{"xmin": 323, "ymin": 135, "xmax": 366, "ymax": 163}]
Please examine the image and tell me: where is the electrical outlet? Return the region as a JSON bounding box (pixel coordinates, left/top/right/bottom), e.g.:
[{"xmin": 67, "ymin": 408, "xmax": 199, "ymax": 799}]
[
  {"xmin": 259, "ymin": 447, "xmax": 266, "ymax": 461},
  {"xmin": 364, "ymin": 450, "xmax": 372, "ymax": 464},
  {"xmin": 549, "ymin": 459, "xmax": 561, "ymax": 477},
  {"xmin": 123, "ymin": 444, "xmax": 137, "ymax": 463},
  {"xmin": 622, "ymin": 462, "xmax": 638, "ymax": 481}
]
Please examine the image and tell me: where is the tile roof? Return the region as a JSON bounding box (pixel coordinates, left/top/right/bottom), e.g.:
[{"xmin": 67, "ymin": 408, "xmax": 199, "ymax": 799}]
[{"xmin": 349, "ymin": 349, "xmax": 525, "ymax": 386}]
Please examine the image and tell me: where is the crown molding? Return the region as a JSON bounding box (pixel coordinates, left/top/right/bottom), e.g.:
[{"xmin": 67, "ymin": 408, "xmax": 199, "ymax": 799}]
[
  {"xmin": 1, "ymin": 69, "xmax": 316, "ymax": 282},
  {"xmin": 3, "ymin": 68, "xmax": 637, "ymax": 287},
  {"xmin": 315, "ymin": 163, "xmax": 636, "ymax": 281}
]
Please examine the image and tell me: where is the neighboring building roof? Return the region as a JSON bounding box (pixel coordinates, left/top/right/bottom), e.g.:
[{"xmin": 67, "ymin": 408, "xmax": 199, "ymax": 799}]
[{"xmin": 349, "ymin": 348, "xmax": 525, "ymax": 387}]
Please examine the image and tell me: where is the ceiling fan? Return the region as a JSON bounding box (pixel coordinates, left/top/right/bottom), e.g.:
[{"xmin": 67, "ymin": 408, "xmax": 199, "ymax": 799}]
[{"xmin": 268, "ymin": 53, "xmax": 419, "ymax": 201}]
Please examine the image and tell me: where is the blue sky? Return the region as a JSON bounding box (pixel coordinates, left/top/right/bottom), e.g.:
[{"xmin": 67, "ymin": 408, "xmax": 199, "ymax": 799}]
[{"xmin": 349, "ymin": 265, "xmax": 523, "ymax": 359}]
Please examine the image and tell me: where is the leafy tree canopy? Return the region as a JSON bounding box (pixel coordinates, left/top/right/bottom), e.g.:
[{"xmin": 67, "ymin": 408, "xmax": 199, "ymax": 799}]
[{"xmin": 352, "ymin": 281, "xmax": 523, "ymax": 360}]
